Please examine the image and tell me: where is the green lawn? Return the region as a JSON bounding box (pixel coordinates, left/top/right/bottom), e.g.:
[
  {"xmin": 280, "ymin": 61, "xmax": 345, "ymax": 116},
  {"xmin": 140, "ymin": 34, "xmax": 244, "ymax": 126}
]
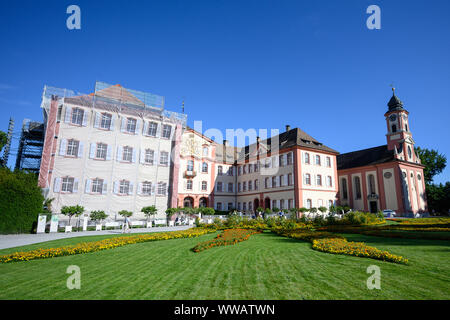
[{"xmin": 0, "ymin": 231, "xmax": 449, "ymax": 299}]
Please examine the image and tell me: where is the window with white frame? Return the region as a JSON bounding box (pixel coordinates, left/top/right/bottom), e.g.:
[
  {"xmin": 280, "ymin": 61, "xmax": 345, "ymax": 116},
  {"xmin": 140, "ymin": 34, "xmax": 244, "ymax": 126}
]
[
  {"xmin": 187, "ymin": 160, "xmax": 194, "ymax": 171},
  {"xmin": 126, "ymin": 118, "xmax": 137, "ymax": 134},
  {"xmin": 243, "ymin": 202, "xmax": 247, "ymax": 211},
  {"xmin": 145, "ymin": 149, "xmax": 154, "ymax": 164},
  {"xmin": 305, "ymin": 152, "xmax": 310, "ymax": 164},
  {"xmin": 315, "ymin": 155, "xmax": 321, "ymax": 165},
  {"xmin": 187, "ymin": 180, "xmax": 193, "ymax": 190},
  {"xmin": 306, "ymin": 199, "xmax": 312, "ymax": 209},
  {"xmin": 280, "ymin": 199, "xmax": 285, "ymax": 209},
  {"xmin": 326, "ymin": 156, "xmax": 331, "ymax": 167},
  {"xmin": 238, "ymin": 182, "xmax": 241, "ymax": 192},
  {"xmin": 122, "ymin": 146, "xmax": 133, "ymax": 162},
  {"xmin": 238, "ymin": 166, "xmax": 242, "ymax": 175},
  {"xmin": 228, "ymin": 182, "xmax": 233, "ymax": 192},
  {"xmin": 162, "ymin": 124, "xmax": 172, "ymax": 138},
  {"xmin": 272, "ymin": 200, "xmax": 277, "ymax": 209},
  {"xmin": 265, "ymin": 177, "xmax": 269, "ymax": 189},
  {"xmin": 248, "ymin": 202, "xmax": 253, "ymax": 211},
  {"xmin": 249, "ymin": 164, "xmax": 253, "ymax": 173},
  {"xmin": 237, "ymin": 202, "xmax": 241, "ymax": 211},
  {"xmin": 91, "ymin": 178, "xmax": 103, "ymax": 193},
  {"xmin": 119, "ymin": 180, "xmax": 130, "ymax": 194},
  {"xmin": 217, "ymin": 182, "xmax": 223, "ymax": 192},
  {"xmin": 148, "ymin": 122, "xmax": 157, "ymax": 136},
  {"xmin": 142, "ymin": 181, "xmax": 152, "ymax": 195},
  {"xmin": 160, "ymin": 151, "xmax": 169, "ymax": 166},
  {"xmin": 243, "ymin": 181, "xmax": 247, "ymax": 191},
  {"xmin": 202, "ymin": 162, "xmax": 208, "ymax": 173},
  {"xmin": 288, "ymin": 173, "xmax": 293, "ymax": 186},
  {"xmin": 287, "ymin": 152, "xmax": 293, "ymax": 165},
  {"xmin": 327, "ymin": 176, "xmax": 332, "ymax": 187},
  {"xmin": 62, "ymin": 177, "xmax": 75, "ymax": 192},
  {"xmin": 71, "ymin": 108, "xmax": 84, "ymax": 125},
  {"xmin": 66, "ymin": 139, "xmax": 79, "ymax": 157},
  {"xmin": 272, "ymin": 176, "xmax": 277, "ymax": 188},
  {"xmin": 288, "ymin": 199, "xmax": 294, "ymax": 209},
  {"xmin": 243, "ymin": 165, "xmax": 247, "ymax": 174},
  {"xmin": 248, "ymin": 180, "xmax": 253, "ymax": 191},
  {"xmin": 316, "ymin": 174, "xmax": 322, "ymax": 186},
  {"xmin": 100, "ymin": 113, "xmax": 112, "ymax": 130},
  {"xmin": 280, "ymin": 154, "xmax": 286, "ymax": 167},
  {"xmin": 157, "ymin": 182, "xmax": 167, "ymax": 195},
  {"xmin": 305, "ymin": 173, "xmax": 311, "ymax": 185},
  {"xmin": 201, "ymin": 181, "xmax": 207, "ymax": 191},
  {"xmin": 254, "ymin": 179, "xmax": 259, "ymax": 190},
  {"xmin": 96, "ymin": 143, "xmax": 107, "ymax": 160},
  {"xmin": 216, "ymin": 202, "xmax": 222, "ymax": 211},
  {"xmin": 203, "ymin": 147, "xmax": 208, "ymax": 156}
]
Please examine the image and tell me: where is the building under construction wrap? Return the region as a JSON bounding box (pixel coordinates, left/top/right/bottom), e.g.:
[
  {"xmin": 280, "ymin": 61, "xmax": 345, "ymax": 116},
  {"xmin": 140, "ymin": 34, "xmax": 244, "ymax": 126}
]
[{"xmin": 15, "ymin": 119, "xmax": 45, "ymax": 173}]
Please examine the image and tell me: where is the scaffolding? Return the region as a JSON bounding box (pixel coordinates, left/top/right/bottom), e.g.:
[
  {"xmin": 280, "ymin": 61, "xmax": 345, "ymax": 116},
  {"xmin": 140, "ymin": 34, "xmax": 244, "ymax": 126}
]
[
  {"xmin": 14, "ymin": 119, "xmax": 45, "ymax": 173},
  {"xmin": 1, "ymin": 118, "xmax": 14, "ymax": 167}
]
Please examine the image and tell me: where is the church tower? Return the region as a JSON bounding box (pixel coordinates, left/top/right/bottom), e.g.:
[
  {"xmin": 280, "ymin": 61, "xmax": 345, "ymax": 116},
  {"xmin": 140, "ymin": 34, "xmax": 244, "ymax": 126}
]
[{"xmin": 384, "ymin": 88, "xmax": 420, "ymax": 164}]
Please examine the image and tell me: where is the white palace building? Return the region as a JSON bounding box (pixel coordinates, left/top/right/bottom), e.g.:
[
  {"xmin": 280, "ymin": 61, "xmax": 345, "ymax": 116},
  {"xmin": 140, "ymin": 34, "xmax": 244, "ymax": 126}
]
[{"xmin": 36, "ymin": 82, "xmax": 426, "ymax": 220}]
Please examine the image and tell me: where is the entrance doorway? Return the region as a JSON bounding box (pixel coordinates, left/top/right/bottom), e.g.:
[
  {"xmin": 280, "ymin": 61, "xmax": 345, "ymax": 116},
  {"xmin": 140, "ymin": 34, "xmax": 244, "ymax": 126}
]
[
  {"xmin": 183, "ymin": 197, "xmax": 194, "ymax": 208},
  {"xmin": 264, "ymin": 198, "xmax": 270, "ymax": 209},
  {"xmin": 369, "ymin": 201, "xmax": 378, "ymax": 213}
]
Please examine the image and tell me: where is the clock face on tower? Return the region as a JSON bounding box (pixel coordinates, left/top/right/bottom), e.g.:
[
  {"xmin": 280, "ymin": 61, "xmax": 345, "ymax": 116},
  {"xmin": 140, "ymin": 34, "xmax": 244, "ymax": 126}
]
[{"xmin": 389, "ymin": 114, "xmax": 397, "ymax": 122}]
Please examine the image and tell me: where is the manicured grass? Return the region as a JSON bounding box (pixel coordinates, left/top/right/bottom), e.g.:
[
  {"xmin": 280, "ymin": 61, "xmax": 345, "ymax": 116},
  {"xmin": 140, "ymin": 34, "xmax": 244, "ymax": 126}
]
[{"xmin": 0, "ymin": 231, "xmax": 449, "ymax": 299}]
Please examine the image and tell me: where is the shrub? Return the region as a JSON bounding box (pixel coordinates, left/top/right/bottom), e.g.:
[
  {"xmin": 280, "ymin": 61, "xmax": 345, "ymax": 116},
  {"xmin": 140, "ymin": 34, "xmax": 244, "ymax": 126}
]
[{"xmin": 0, "ymin": 168, "xmax": 44, "ymax": 234}]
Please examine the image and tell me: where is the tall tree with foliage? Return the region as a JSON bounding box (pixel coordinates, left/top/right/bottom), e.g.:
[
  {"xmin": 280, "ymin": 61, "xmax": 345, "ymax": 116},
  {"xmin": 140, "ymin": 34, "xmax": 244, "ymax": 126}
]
[
  {"xmin": 416, "ymin": 147, "xmax": 447, "ymax": 184},
  {"xmin": 416, "ymin": 147, "xmax": 449, "ymax": 215}
]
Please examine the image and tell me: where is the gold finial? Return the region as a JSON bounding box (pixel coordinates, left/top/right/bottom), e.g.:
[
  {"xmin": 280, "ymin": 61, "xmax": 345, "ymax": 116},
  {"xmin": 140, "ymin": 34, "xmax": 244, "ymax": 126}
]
[{"xmin": 390, "ymin": 83, "xmax": 395, "ymax": 94}]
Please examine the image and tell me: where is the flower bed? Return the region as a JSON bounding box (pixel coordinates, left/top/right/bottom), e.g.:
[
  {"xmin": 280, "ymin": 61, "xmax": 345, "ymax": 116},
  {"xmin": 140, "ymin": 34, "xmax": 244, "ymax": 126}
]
[
  {"xmin": 312, "ymin": 238, "xmax": 408, "ymax": 264},
  {"xmin": 272, "ymin": 228, "xmax": 408, "ymax": 264},
  {"xmin": 0, "ymin": 228, "xmax": 214, "ymax": 263},
  {"xmin": 388, "ymin": 217, "xmax": 450, "ymax": 225},
  {"xmin": 192, "ymin": 228, "xmax": 261, "ymax": 252}
]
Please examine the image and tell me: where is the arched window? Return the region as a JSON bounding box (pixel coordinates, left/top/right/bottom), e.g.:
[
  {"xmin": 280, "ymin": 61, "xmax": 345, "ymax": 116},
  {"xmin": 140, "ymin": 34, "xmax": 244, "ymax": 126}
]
[
  {"xmin": 408, "ymin": 146, "xmax": 412, "ymax": 159},
  {"xmin": 315, "ymin": 155, "xmax": 321, "ymax": 165},
  {"xmin": 202, "ymin": 162, "xmax": 208, "ymax": 173},
  {"xmin": 368, "ymin": 174, "xmax": 376, "ymax": 194},
  {"xmin": 392, "ymin": 124, "xmax": 397, "ymax": 133},
  {"xmin": 341, "ymin": 178, "xmax": 348, "ymax": 199},
  {"xmin": 354, "ymin": 176, "xmax": 362, "ymax": 199},
  {"xmin": 202, "ymin": 147, "xmax": 208, "ymax": 156},
  {"xmin": 305, "ymin": 153, "xmax": 310, "ymax": 164},
  {"xmin": 254, "ymin": 179, "xmax": 259, "ymax": 190}
]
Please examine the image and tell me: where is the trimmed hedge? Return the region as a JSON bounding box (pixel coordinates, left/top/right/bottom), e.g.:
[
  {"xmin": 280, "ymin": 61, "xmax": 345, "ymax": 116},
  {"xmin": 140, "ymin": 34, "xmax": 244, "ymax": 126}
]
[{"xmin": 0, "ymin": 168, "xmax": 44, "ymax": 234}]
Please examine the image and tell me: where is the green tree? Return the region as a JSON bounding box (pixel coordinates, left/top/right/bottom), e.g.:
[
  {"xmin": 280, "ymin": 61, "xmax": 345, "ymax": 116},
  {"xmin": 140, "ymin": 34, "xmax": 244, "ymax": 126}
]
[
  {"xmin": 61, "ymin": 205, "xmax": 85, "ymax": 224},
  {"xmin": 118, "ymin": 210, "xmax": 133, "ymax": 218},
  {"xmin": 141, "ymin": 206, "xmax": 158, "ymax": 221},
  {"xmin": 0, "ymin": 131, "xmax": 7, "ymax": 154},
  {"xmin": 90, "ymin": 210, "xmax": 108, "ymax": 223},
  {"xmin": 416, "ymin": 147, "xmax": 447, "ymax": 184},
  {"xmin": 318, "ymin": 206, "xmax": 327, "ymax": 215}
]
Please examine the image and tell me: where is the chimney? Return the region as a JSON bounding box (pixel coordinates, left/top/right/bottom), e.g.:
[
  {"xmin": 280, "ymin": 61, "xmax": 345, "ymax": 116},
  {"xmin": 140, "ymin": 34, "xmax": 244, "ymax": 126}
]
[{"xmin": 286, "ymin": 125, "xmax": 291, "ymax": 132}]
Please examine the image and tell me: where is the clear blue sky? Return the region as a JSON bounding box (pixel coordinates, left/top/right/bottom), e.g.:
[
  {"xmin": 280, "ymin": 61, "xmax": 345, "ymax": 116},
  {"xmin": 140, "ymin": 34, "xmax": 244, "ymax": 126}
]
[{"xmin": 0, "ymin": 0, "xmax": 449, "ymax": 183}]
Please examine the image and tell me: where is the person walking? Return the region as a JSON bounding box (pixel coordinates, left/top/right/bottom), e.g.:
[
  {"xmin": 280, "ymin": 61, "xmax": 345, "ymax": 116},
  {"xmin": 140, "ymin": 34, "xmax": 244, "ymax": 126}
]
[{"xmin": 124, "ymin": 216, "xmax": 131, "ymax": 233}]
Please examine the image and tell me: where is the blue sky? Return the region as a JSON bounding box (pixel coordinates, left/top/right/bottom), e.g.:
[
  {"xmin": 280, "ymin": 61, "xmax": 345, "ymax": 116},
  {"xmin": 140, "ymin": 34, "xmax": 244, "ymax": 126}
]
[{"xmin": 0, "ymin": 0, "xmax": 449, "ymax": 183}]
